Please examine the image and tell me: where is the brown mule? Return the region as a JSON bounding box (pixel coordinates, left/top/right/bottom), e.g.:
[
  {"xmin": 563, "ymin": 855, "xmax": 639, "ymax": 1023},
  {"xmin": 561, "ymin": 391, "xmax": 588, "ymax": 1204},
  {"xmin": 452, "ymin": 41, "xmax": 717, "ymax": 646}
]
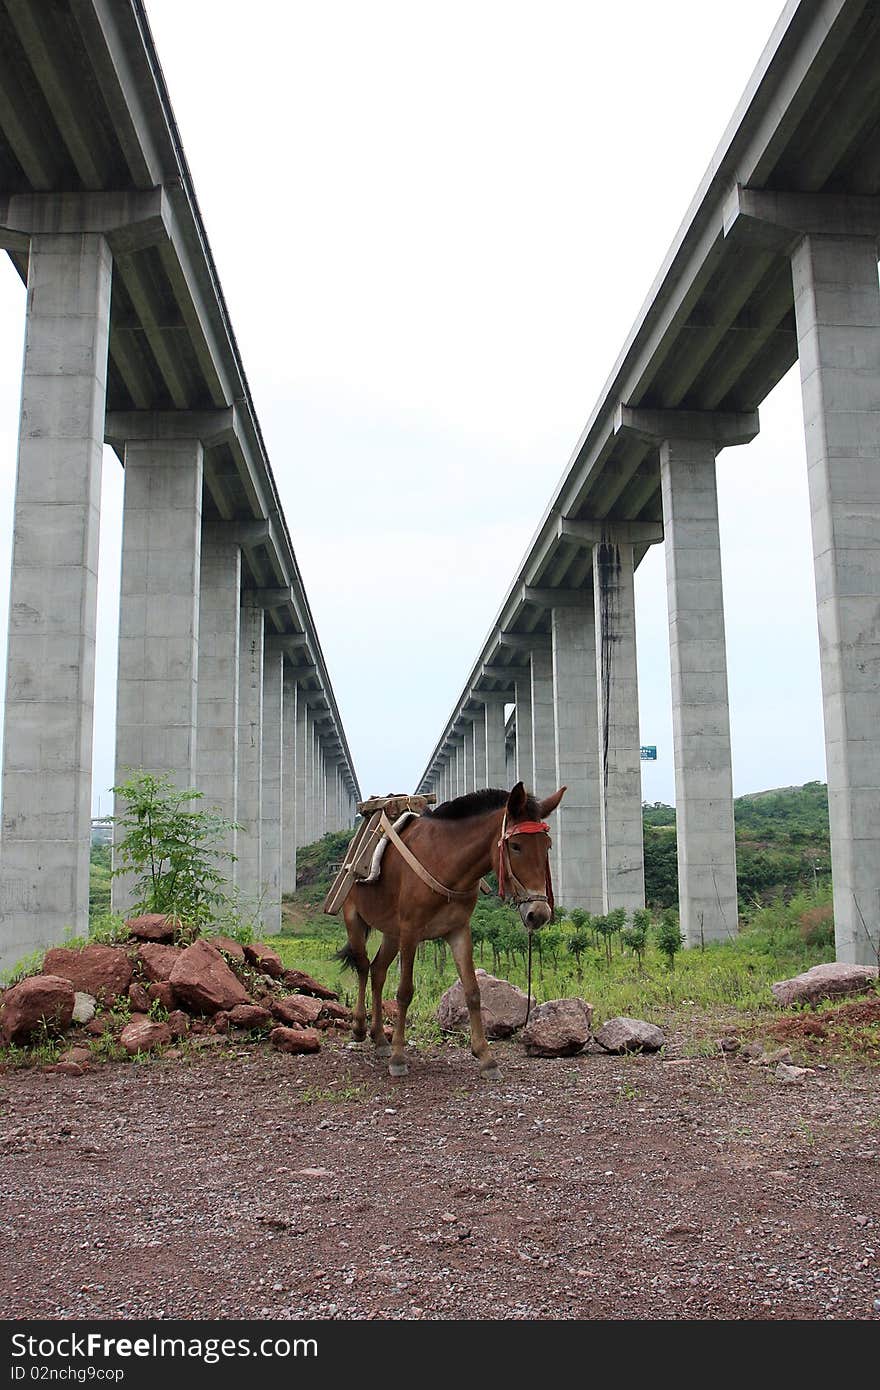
[{"xmin": 340, "ymin": 782, "xmax": 566, "ymax": 1079}]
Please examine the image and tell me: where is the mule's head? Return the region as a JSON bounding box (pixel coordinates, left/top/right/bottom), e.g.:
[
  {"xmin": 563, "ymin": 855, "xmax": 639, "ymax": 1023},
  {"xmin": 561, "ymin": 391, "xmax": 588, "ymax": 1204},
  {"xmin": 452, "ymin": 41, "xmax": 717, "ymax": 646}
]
[{"xmin": 498, "ymin": 782, "xmax": 566, "ymax": 931}]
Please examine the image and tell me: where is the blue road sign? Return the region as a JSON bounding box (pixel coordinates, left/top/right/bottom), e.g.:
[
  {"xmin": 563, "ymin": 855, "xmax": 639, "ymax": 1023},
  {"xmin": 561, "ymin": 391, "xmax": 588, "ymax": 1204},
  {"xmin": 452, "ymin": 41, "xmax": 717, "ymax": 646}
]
[{"xmin": 640, "ymin": 746, "xmax": 657, "ymax": 760}]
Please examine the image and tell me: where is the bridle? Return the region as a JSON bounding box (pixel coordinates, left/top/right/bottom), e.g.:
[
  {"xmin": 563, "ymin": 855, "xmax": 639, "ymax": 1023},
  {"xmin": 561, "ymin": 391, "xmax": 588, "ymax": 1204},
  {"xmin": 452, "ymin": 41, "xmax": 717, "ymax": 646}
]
[{"xmin": 496, "ymin": 810, "xmax": 555, "ymax": 916}]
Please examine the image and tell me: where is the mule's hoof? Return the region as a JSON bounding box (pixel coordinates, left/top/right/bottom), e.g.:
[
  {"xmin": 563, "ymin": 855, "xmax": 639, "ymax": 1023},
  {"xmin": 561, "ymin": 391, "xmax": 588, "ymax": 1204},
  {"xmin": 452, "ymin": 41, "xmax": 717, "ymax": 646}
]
[
  {"xmin": 389, "ymin": 1059, "xmax": 409, "ymax": 1077},
  {"xmin": 372, "ymin": 1040, "xmax": 391, "ymax": 1058},
  {"xmin": 480, "ymin": 1065, "xmax": 502, "ymax": 1082}
]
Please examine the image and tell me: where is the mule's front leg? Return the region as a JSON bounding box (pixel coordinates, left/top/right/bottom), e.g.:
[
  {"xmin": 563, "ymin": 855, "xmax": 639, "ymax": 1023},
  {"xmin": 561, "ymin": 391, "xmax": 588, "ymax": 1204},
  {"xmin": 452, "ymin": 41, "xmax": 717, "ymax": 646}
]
[
  {"xmin": 448, "ymin": 926, "xmax": 500, "ymax": 1080},
  {"xmin": 368, "ymin": 935, "xmax": 399, "ymax": 1057},
  {"xmin": 388, "ymin": 938, "xmax": 417, "ymax": 1078}
]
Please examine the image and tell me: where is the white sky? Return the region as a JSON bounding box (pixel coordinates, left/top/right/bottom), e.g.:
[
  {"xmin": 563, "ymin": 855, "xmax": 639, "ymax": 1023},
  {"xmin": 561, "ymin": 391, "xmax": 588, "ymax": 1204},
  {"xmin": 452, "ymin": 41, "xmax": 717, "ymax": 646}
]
[{"xmin": 0, "ymin": 0, "xmax": 829, "ymax": 811}]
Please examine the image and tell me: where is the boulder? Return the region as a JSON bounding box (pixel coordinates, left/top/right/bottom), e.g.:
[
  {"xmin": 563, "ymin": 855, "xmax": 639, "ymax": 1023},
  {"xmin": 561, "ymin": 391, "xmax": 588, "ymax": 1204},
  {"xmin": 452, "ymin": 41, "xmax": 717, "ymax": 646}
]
[
  {"xmin": 269, "ymin": 1025, "xmax": 321, "ymax": 1054},
  {"xmin": 228, "ymin": 1003, "xmax": 273, "ymax": 1030},
  {"xmin": 207, "ymin": 935, "xmax": 245, "ymax": 962},
  {"xmin": 272, "ymin": 994, "xmax": 324, "ymax": 1027},
  {"xmin": 124, "ymin": 913, "xmax": 177, "ymax": 942},
  {"xmin": 282, "ymin": 968, "xmax": 338, "ymax": 1001},
  {"xmin": 437, "ymin": 970, "xmax": 532, "ymax": 1038},
  {"xmin": 594, "ymin": 1016, "xmax": 666, "ymax": 1054},
  {"xmin": 167, "ymin": 1010, "xmax": 190, "ymax": 1039},
  {"xmin": 119, "ymin": 1018, "xmax": 172, "ymax": 1055},
  {"xmin": 43, "ymin": 945, "xmax": 132, "ymax": 1001},
  {"xmin": 136, "ymin": 943, "xmax": 182, "ymax": 983},
  {"xmin": 321, "ymin": 1000, "xmax": 352, "ymax": 1023},
  {"xmin": 72, "ymin": 992, "xmax": 96, "ymax": 1025},
  {"xmin": 771, "ymin": 962, "xmax": 879, "ymax": 1008},
  {"xmin": 59, "ymin": 1045, "xmax": 92, "ymax": 1067},
  {"xmin": 169, "ymin": 939, "xmax": 251, "ymax": 1015},
  {"xmin": 128, "ymin": 983, "xmax": 151, "ymax": 1013},
  {"xmin": 243, "ymin": 942, "xmax": 284, "ymax": 978},
  {"xmin": 147, "ymin": 981, "xmax": 175, "ymax": 1010},
  {"xmin": 0, "ymin": 975, "xmax": 75, "ymax": 1043},
  {"xmin": 522, "ymin": 997, "xmax": 594, "ymax": 1057}
]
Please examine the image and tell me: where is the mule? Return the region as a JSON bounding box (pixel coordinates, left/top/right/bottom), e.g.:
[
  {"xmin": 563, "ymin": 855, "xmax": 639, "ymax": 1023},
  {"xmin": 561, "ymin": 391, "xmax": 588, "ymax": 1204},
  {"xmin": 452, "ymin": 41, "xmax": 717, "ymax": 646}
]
[{"xmin": 340, "ymin": 781, "xmax": 565, "ymax": 1079}]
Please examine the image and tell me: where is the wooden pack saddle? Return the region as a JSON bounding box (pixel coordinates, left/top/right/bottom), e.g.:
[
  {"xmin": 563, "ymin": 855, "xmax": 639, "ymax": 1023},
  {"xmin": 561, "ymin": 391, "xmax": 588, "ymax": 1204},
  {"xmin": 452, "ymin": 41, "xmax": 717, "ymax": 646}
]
[{"xmin": 322, "ymin": 793, "xmax": 436, "ymax": 915}]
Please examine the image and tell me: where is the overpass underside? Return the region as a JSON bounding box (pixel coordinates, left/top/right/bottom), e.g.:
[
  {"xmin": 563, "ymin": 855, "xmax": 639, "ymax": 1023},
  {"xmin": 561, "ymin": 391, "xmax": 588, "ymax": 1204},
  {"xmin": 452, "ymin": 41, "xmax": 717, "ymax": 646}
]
[
  {"xmin": 419, "ymin": 0, "xmax": 880, "ymax": 967},
  {"xmin": 0, "ymin": 1, "xmax": 360, "ymax": 971}
]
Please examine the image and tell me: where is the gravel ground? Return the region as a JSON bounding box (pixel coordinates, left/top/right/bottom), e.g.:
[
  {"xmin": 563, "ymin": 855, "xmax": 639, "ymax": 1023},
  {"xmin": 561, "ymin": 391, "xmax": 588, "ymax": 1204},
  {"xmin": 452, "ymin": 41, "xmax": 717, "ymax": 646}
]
[{"xmin": 1, "ymin": 1031, "xmax": 878, "ymax": 1321}]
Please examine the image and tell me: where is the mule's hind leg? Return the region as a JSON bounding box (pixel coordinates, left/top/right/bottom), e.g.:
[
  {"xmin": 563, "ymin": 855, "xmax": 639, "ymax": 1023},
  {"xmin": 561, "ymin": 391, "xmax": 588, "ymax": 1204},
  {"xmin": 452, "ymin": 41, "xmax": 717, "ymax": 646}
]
[
  {"xmin": 388, "ymin": 935, "xmax": 417, "ymax": 1078},
  {"xmin": 368, "ymin": 934, "xmax": 399, "ymax": 1057},
  {"xmin": 447, "ymin": 925, "xmax": 500, "ymax": 1080},
  {"xmin": 342, "ymin": 902, "xmax": 371, "ymax": 1042}
]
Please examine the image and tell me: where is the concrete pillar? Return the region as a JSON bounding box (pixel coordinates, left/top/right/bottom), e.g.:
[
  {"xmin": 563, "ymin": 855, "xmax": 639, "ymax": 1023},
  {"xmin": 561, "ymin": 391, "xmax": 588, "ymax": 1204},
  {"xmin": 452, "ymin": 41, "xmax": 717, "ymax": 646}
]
[
  {"xmin": 792, "ymin": 233, "xmax": 880, "ymax": 964},
  {"xmin": 260, "ymin": 644, "xmax": 283, "ymax": 933},
  {"xmin": 530, "ymin": 647, "xmax": 557, "ymax": 797},
  {"xmin": 514, "ymin": 673, "xmax": 533, "ymax": 787},
  {"xmin": 593, "ymin": 540, "xmax": 645, "ymax": 912},
  {"xmin": 463, "ymin": 722, "xmax": 476, "ymax": 793},
  {"xmin": 294, "ymin": 689, "xmax": 308, "ymax": 870},
  {"xmin": 112, "ymin": 436, "xmax": 203, "ymax": 913},
  {"xmin": 551, "ymin": 602, "xmax": 603, "ymax": 912},
  {"xmin": 472, "ymin": 713, "xmax": 487, "ymax": 790},
  {"xmin": 196, "ymin": 530, "xmax": 241, "ymax": 864},
  {"xmin": 0, "ymin": 232, "xmax": 111, "ymax": 967},
  {"xmin": 236, "ymin": 593, "xmax": 263, "ymax": 914},
  {"xmin": 506, "ymin": 733, "xmax": 516, "ymax": 787},
  {"xmin": 281, "ymin": 667, "xmax": 297, "ymax": 894},
  {"xmin": 660, "ymin": 438, "xmax": 738, "ymax": 944},
  {"xmin": 485, "ymin": 702, "xmax": 507, "ymax": 787}
]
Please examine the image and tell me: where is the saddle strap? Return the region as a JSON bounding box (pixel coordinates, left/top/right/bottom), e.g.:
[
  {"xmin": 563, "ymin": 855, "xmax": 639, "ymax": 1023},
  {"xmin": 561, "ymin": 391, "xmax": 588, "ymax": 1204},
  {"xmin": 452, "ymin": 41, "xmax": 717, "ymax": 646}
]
[{"xmin": 379, "ymin": 812, "xmax": 482, "ymax": 902}]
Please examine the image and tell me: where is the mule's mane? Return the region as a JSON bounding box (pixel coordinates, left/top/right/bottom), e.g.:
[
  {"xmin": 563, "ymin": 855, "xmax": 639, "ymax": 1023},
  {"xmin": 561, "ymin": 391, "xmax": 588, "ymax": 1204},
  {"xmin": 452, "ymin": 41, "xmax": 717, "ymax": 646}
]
[{"xmin": 428, "ymin": 788, "xmax": 541, "ymax": 821}]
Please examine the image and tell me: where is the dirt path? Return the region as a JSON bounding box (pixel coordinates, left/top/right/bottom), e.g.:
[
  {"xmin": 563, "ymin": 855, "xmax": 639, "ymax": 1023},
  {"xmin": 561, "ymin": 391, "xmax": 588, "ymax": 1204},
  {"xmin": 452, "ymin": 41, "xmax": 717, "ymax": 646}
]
[{"xmin": 1, "ymin": 1033, "xmax": 878, "ymax": 1321}]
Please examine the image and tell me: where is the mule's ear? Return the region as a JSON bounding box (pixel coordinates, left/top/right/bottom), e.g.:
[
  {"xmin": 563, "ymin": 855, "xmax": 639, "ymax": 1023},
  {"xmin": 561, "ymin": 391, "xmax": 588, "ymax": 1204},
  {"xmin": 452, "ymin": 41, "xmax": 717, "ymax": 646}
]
[
  {"xmin": 538, "ymin": 786, "xmax": 567, "ymax": 818},
  {"xmin": 507, "ymin": 781, "xmax": 528, "ymax": 818}
]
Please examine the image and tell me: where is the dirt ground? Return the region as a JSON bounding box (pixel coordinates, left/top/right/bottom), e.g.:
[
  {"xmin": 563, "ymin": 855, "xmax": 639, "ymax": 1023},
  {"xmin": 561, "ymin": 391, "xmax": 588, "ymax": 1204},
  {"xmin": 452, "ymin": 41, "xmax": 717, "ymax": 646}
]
[{"xmin": 1, "ymin": 1025, "xmax": 878, "ymax": 1322}]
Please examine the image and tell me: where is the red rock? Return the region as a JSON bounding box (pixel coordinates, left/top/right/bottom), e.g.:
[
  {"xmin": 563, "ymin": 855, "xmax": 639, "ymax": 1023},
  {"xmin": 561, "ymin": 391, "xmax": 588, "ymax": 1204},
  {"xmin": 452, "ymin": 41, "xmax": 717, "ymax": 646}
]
[
  {"xmin": 243, "ymin": 942, "xmax": 284, "ymax": 978},
  {"xmin": 771, "ymin": 962, "xmax": 879, "ymax": 1007},
  {"xmin": 169, "ymin": 939, "xmax": 251, "ymax": 1014},
  {"xmin": 43, "ymin": 945, "xmax": 132, "ymax": 1002},
  {"xmin": 228, "ymin": 1004, "xmax": 273, "ymax": 1030},
  {"xmin": 208, "ymin": 935, "xmax": 246, "ymax": 962},
  {"xmin": 59, "ymin": 1045, "xmax": 92, "ymax": 1066},
  {"xmin": 119, "ymin": 1018, "xmax": 172, "ymax": 1055},
  {"xmin": 124, "ymin": 913, "xmax": 177, "ymax": 942},
  {"xmin": 137, "ymin": 943, "xmax": 182, "ymax": 983},
  {"xmin": 84, "ymin": 1016, "xmax": 109, "ymax": 1037},
  {"xmin": 50, "ymin": 1061, "xmax": 86, "ymax": 1076},
  {"xmin": 322, "ymin": 1000, "xmax": 352, "ymax": 1022},
  {"xmin": 167, "ymin": 1010, "xmax": 190, "ymax": 1039},
  {"xmin": 212, "ymin": 1011, "xmax": 230, "ymax": 1034},
  {"xmin": 128, "ymin": 983, "xmax": 151, "ymax": 1013},
  {"xmin": 282, "ymin": 969, "xmax": 338, "ymax": 1000},
  {"xmin": 272, "ymin": 994, "xmax": 324, "ymax": 1027},
  {"xmin": 0, "ymin": 975, "xmax": 75, "ymax": 1043},
  {"xmin": 269, "ymin": 1025, "xmax": 321, "ymax": 1054},
  {"xmin": 381, "ymin": 999, "xmax": 399, "ymax": 1020},
  {"xmin": 147, "ymin": 981, "xmax": 175, "ymax": 1010}
]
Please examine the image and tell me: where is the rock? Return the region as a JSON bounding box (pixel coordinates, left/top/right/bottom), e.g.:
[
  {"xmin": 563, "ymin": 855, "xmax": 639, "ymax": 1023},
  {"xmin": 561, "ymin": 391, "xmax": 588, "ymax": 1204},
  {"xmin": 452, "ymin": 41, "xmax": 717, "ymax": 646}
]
[
  {"xmin": 84, "ymin": 1016, "xmax": 109, "ymax": 1037},
  {"xmin": 119, "ymin": 1018, "xmax": 172, "ymax": 1055},
  {"xmin": 59, "ymin": 1045, "xmax": 92, "ymax": 1067},
  {"xmin": 522, "ymin": 997, "xmax": 594, "ymax": 1057},
  {"xmin": 740, "ymin": 1040, "xmax": 765, "ymax": 1060},
  {"xmin": 763, "ymin": 1046, "xmax": 793, "ymax": 1066},
  {"xmin": 270, "ymin": 1025, "xmax": 321, "ymax": 1054},
  {"xmin": 124, "ymin": 913, "xmax": 177, "ymax": 942},
  {"xmin": 594, "ymin": 1016, "xmax": 666, "ymax": 1054},
  {"xmin": 282, "ymin": 969, "xmax": 338, "ymax": 1001},
  {"xmin": 437, "ymin": 970, "xmax": 532, "ymax": 1038},
  {"xmin": 228, "ymin": 1004, "xmax": 273, "ymax": 1030},
  {"xmin": 72, "ymin": 992, "xmax": 96, "ymax": 1025},
  {"xmin": 212, "ymin": 1011, "xmax": 230, "ymax": 1034},
  {"xmin": 771, "ymin": 961, "xmax": 879, "ymax": 1008},
  {"xmin": 382, "ymin": 999, "xmax": 399, "ymax": 1020},
  {"xmin": 51, "ymin": 1061, "xmax": 86, "ymax": 1076},
  {"xmin": 321, "ymin": 1000, "xmax": 352, "ymax": 1022},
  {"xmin": 207, "ymin": 935, "xmax": 245, "ymax": 962},
  {"xmin": 147, "ymin": 981, "xmax": 175, "ymax": 1010},
  {"xmin": 136, "ymin": 943, "xmax": 182, "ymax": 983},
  {"xmin": 717, "ymin": 1036, "xmax": 739, "ymax": 1053},
  {"xmin": 169, "ymin": 939, "xmax": 251, "ymax": 1014},
  {"xmin": 43, "ymin": 945, "xmax": 132, "ymax": 1002},
  {"xmin": 243, "ymin": 942, "xmax": 284, "ymax": 978},
  {"xmin": 167, "ymin": 1010, "xmax": 190, "ymax": 1039},
  {"xmin": 775, "ymin": 1061, "xmax": 814, "ymax": 1084},
  {"xmin": 272, "ymin": 994, "xmax": 324, "ymax": 1027},
  {"xmin": 128, "ymin": 983, "xmax": 151, "ymax": 1013},
  {"xmin": 0, "ymin": 975, "xmax": 76, "ymax": 1044}
]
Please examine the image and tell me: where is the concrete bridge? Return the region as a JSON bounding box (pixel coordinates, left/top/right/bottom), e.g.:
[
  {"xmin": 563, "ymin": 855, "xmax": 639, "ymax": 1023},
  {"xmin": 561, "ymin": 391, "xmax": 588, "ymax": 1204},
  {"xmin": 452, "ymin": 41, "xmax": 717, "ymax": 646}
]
[
  {"xmin": 417, "ymin": 0, "xmax": 880, "ymax": 968},
  {"xmin": 0, "ymin": 0, "xmax": 360, "ymax": 970}
]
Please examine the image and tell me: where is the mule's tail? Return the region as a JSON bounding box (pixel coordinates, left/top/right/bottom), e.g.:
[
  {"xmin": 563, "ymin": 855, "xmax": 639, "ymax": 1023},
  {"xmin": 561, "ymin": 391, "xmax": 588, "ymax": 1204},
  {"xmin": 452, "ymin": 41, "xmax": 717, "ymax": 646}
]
[{"xmin": 336, "ymin": 930, "xmax": 370, "ymax": 970}]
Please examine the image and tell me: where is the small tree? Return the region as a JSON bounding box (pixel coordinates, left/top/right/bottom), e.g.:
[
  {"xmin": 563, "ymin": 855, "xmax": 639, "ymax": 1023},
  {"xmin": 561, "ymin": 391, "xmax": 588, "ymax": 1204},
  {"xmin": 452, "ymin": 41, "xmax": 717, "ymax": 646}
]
[
  {"xmin": 566, "ymin": 925, "xmax": 591, "ymax": 980},
  {"xmin": 111, "ymin": 771, "xmax": 239, "ymax": 935},
  {"xmin": 621, "ymin": 908, "xmax": 651, "ymax": 968},
  {"xmin": 656, "ymin": 910, "xmax": 684, "ymax": 971}
]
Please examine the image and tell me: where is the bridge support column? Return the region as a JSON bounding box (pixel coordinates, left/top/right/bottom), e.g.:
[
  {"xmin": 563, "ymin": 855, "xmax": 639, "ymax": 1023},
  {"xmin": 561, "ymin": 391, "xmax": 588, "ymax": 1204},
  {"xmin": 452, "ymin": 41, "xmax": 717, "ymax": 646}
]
[
  {"xmin": 294, "ymin": 689, "xmax": 308, "ymax": 871},
  {"xmin": 484, "ymin": 701, "xmax": 507, "ymax": 788},
  {"xmin": 472, "ymin": 712, "xmax": 487, "ymax": 790},
  {"xmin": 463, "ymin": 721, "xmax": 476, "ymax": 794},
  {"xmin": 113, "ymin": 435, "xmax": 203, "ymax": 913},
  {"xmin": 260, "ymin": 644, "xmax": 283, "ymax": 933},
  {"xmin": 530, "ymin": 648, "xmax": 557, "ymax": 800},
  {"xmin": 236, "ymin": 593, "xmax": 263, "ymax": 916},
  {"xmin": 514, "ymin": 674, "xmax": 533, "ymax": 787},
  {"xmin": 505, "ymin": 728, "xmax": 516, "ymax": 787},
  {"xmin": 551, "ymin": 602, "xmax": 603, "ymax": 912},
  {"xmin": 281, "ymin": 667, "xmax": 297, "ymax": 894},
  {"xmin": 593, "ymin": 539, "xmax": 646, "ymax": 913},
  {"xmin": 196, "ymin": 530, "xmax": 240, "ymax": 867},
  {"xmin": 792, "ymin": 232, "xmax": 880, "ymax": 964},
  {"xmin": 0, "ymin": 232, "xmax": 111, "ymax": 966}
]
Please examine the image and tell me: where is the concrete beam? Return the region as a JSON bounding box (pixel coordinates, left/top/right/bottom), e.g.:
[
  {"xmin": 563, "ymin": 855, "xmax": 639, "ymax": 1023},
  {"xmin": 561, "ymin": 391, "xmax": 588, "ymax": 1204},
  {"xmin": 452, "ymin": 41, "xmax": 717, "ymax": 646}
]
[
  {"xmin": 559, "ymin": 516, "xmax": 664, "ymax": 546},
  {"xmin": 499, "ymin": 631, "xmax": 550, "ymax": 651},
  {"xmin": 614, "ymin": 405, "xmax": 759, "ymax": 448},
  {"xmin": 523, "ymin": 585, "xmax": 591, "ymax": 610},
  {"xmin": 104, "ymin": 408, "xmax": 236, "ymax": 448},
  {"xmin": 0, "ymin": 187, "xmax": 170, "ymax": 254},
  {"xmin": 723, "ymin": 184, "xmax": 880, "ymax": 249}
]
